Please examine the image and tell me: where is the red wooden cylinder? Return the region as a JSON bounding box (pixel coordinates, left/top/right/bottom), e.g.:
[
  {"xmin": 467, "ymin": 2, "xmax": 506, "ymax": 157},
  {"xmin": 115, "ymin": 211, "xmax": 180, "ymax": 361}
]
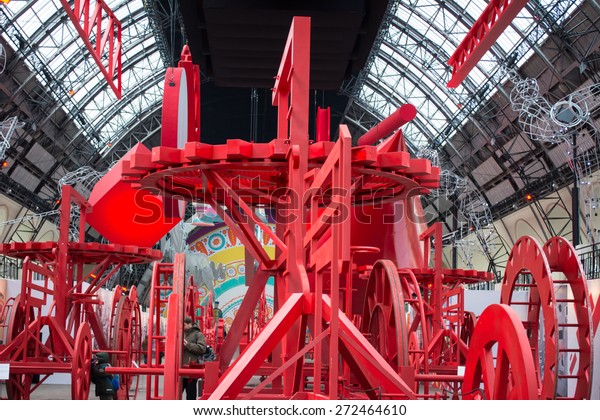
[
  {"xmin": 315, "ymin": 106, "xmax": 330, "ymax": 142},
  {"xmin": 357, "ymin": 104, "xmax": 417, "ymax": 146}
]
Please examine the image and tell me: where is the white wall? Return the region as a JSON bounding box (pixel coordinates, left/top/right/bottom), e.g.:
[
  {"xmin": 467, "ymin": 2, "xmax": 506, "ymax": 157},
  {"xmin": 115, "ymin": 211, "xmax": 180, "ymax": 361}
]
[{"xmin": 0, "ymin": 194, "xmax": 58, "ymax": 245}]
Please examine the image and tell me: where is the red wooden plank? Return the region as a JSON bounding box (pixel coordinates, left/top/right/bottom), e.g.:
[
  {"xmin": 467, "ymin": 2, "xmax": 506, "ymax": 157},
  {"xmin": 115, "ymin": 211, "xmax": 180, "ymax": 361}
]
[
  {"xmin": 183, "ymin": 141, "xmax": 213, "ymax": 162},
  {"xmin": 404, "ymin": 158, "xmax": 432, "ymax": 175},
  {"xmin": 251, "ymin": 143, "xmax": 273, "ymax": 159},
  {"xmin": 151, "ymin": 146, "xmax": 183, "ymax": 165},
  {"xmin": 376, "ymin": 151, "xmax": 410, "ymax": 169},
  {"xmin": 129, "ymin": 149, "xmax": 158, "ymax": 170},
  {"xmin": 120, "ymin": 160, "xmax": 146, "ymax": 176},
  {"xmin": 269, "ymin": 138, "xmax": 289, "ymax": 159},
  {"xmin": 447, "ymin": 0, "xmax": 529, "ymax": 88},
  {"xmin": 212, "ymin": 144, "xmax": 228, "ymax": 160},
  {"xmin": 351, "ymin": 146, "xmax": 378, "ymax": 166},
  {"xmin": 309, "ymin": 141, "xmax": 335, "ymax": 161},
  {"xmin": 226, "ymin": 139, "xmax": 253, "ymax": 159}
]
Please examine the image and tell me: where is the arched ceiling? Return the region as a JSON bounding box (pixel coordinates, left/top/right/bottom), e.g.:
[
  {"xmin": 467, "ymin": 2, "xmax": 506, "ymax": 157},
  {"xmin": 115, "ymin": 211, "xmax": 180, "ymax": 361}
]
[
  {"xmin": 1, "ymin": 0, "xmax": 166, "ymax": 155},
  {"xmin": 1, "ymin": 0, "xmax": 600, "ymax": 260},
  {"xmin": 346, "ymin": 0, "xmax": 581, "ymax": 152}
]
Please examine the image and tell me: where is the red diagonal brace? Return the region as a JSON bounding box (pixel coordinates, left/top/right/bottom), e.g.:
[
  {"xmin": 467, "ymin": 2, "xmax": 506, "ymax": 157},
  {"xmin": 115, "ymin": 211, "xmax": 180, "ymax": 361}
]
[
  {"xmin": 447, "ymin": 0, "xmax": 528, "ymax": 88},
  {"xmin": 593, "ymin": 297, "xmax": 600, "ymax": 333},
  {"xmin": 60, "ymin": 0, "xmax": 122, "ymax": 99},
  {"xmin": 209, "ymin": 293, "xmax": 305, "ymax": 400}
]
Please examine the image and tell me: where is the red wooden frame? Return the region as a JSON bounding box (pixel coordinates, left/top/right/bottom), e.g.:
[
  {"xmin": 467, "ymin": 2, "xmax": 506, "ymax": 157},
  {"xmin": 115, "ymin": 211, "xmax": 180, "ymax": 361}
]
[
  {"xmin": 60, "ymin": 0, "xmax": 122, "ymax": 98},
  {"xmin": 447, "ymin": 0, "xmax": 529, "ymax": 88}
]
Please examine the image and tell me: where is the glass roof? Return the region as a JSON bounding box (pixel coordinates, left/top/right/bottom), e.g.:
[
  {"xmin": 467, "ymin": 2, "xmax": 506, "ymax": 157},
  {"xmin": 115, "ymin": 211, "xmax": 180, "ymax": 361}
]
[
  {"xmin": 357, "ymin": 0, "xmax": 582, "ymax": 151},
  {"xmin": 0, "ymin": 0, "xmax": 165, "ymax": 155},
  {"xmin": 0, "ymin": 0, "xmax": 584, "ymax": 160}
]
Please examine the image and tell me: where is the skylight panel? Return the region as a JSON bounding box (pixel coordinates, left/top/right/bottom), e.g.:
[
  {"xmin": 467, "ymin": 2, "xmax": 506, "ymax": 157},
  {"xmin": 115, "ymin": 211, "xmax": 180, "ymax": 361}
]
[
  {"xmin": 1, "ymin": 0, "xmax": 166, "ymax": 152},
  {"xmin": 35, "ymin": 0, "xmax": 60, "ymax": 24},
  {"xmin": 16, "ymin": 5, "xmax": 46, "ymax": 38},
  {"xmin": 496, "ymin": 24, "xmax": 522, "ymax": 55},
  {"xmin": 463, "ymin": 0, "xmax": 486, "ymax": 17}
]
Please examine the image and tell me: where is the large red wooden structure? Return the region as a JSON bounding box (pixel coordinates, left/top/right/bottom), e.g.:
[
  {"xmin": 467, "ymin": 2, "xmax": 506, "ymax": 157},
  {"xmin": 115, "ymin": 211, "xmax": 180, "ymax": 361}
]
[
  {"xmin": 0, "ymin": 186, "xmax": 161, "ymax": 399},
  {"xmin": 116, "ymin": 16, "xmax": 596, "ymax": 399},
  {"xmin": 1, "ymin": 14, "xmax": 598, "ymax": 401}
]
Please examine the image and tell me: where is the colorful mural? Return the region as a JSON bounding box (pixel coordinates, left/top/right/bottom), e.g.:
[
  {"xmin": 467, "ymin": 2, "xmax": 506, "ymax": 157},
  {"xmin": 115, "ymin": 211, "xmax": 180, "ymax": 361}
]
[{"xmin": 187, "ymin": 222, "xmax": 275, "ymax": 333}]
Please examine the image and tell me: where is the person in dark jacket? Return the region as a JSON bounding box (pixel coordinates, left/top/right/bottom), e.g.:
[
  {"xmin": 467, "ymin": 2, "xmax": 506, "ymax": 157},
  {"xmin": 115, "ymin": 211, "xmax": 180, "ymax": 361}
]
[
  {"xmin": 182, "ymin": 315, "xmax": 207, "ymax": 400},
  {"xmin": 90, "ymin": 352, "xmax": 115, "ymax": 400}
]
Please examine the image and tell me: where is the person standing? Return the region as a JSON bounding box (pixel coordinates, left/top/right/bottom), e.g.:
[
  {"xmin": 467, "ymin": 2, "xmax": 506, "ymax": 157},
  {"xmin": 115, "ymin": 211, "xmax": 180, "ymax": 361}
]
[
  {"xmin": 182, "ymin": 315, "xmax": 206, "ymax": 400},
  {"xmin": 90, "ymin": 352, "xmax": 115, "ymax": 400}
]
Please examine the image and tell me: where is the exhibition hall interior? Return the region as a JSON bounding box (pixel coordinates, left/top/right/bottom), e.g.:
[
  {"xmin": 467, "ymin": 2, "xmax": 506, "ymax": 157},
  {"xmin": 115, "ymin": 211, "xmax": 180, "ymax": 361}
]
[{"xmin": 0, "ymin": 0, "xmax": 599, "ymax": 400}]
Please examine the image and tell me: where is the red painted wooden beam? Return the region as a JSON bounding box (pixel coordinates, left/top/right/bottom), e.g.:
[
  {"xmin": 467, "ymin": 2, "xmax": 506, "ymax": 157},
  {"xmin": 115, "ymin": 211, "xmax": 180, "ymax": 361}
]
[
  {"xmin": 59, "ymin": 0, "xmax": 122, "ymax": 98},
  {"xmin": 357, "ymin": 103, "xmax": 416, "ymax": 146},
  {"xmin": 447, "ymin": 0, "xmax": 529, "ymax": 88}
]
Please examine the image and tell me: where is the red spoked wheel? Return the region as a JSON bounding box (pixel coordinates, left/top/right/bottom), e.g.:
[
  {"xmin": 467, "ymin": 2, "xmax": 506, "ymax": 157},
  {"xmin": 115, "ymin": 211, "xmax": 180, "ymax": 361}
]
[
  {"xmin": 110, "ymin": 286, "xmax": 142, "ymax": 400},
  {"xmin": 463, "ymin": 304, "xmax": 538, "ymax": 400},
  {"xmin": 361, "ymin": 260, "xmax": 408, "ymax": 372},
  {"xmin": 255, "ymin": 290, "xmax": 269, "ymax": 335},
  {"xmin": 71, "ymin": 322, "xmax": 92, "ymax": 400},
  {"xmin": 397, "ymin": 269, "xmax": 429, "ymax": 389},
  {"xmin": 460, "ymin": 311, "xmax": 477, "ymax": 364},
  {"xmin": 407, "ymin": 331, "xmax": 421, "ymax": 392},
  {"xmin": 5, "ymin": 295, "xmax": 34, "ymax": 400},
  {"xmin": 6, "ymin": 295, "xmax": 27, "ymax": 344},
  {"xmin": 247, "ymin": 291, "xmax": 269, "ymax": 345},
  {"xmin": 460, "ymin": 311, "xmax": 477, "ymax": 345},
  {"xmin": 200, "ymin": 292, "xmax": 216, "ymax": 347},
  {"xmin": 543, "ymin": 237, "xmax": 593, "ymax": 399},
  {"xmin": 0, "ymin": 296, "xmax": 13, "ymax": 326},
  {"xmin": 109, "ymin": 286, "xmax": 124, "ymax": 353},
  {"xmin": 501, "ymin": 236, "xmax": 556, "ymax": 399},
  {"xmin": 0, "ymin": 297, "xmax": 10, "ymax": 347},
  {"xmin": 184, "ymin": 279, "xmax": 200, "ymax": 328}
]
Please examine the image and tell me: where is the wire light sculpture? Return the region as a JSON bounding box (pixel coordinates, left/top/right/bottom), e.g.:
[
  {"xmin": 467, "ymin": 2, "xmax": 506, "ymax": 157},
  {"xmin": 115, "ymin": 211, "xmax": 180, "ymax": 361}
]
[
  {"xmin": 508, "ymin": 74, "xmax": 569, "ymax": 144},
  {"xmin": 454, "ymin": 238, "xmax": 477, "ymax": 269},
  {"xmin": 58, "ymin": 166, "xmax": 106, "ymax": 241},
  {"xmin": 57, "ymin": 166, "xmax": 106, "ymax": 198},
  {"xmin": 436, "ymin": 169, "xmax": 469, "ymax": 199},
  {"xmin": 0, "ymin": 116, "xmax": 22, "ymax": 162},
  {"xmin": 69, "ymin": 204, "xmax": 81, "ymax": 242},
  {"xmin": 507, "ymin": 67, "xmax": 600, "ymax": 244},
  {"xmin": 416, "ymin": 148, "xmax": 440, "ymax": 167},
  {"xmin": 417, "ymin": 149, "xmax": 468, "ymax": 199},
  {"xmin": 418, "ymin": 148, "xmax": 501, "ymax": 269},
  {"xmin": 0, "ymin": 43, "xmax": 6, "ymax": 75}
]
